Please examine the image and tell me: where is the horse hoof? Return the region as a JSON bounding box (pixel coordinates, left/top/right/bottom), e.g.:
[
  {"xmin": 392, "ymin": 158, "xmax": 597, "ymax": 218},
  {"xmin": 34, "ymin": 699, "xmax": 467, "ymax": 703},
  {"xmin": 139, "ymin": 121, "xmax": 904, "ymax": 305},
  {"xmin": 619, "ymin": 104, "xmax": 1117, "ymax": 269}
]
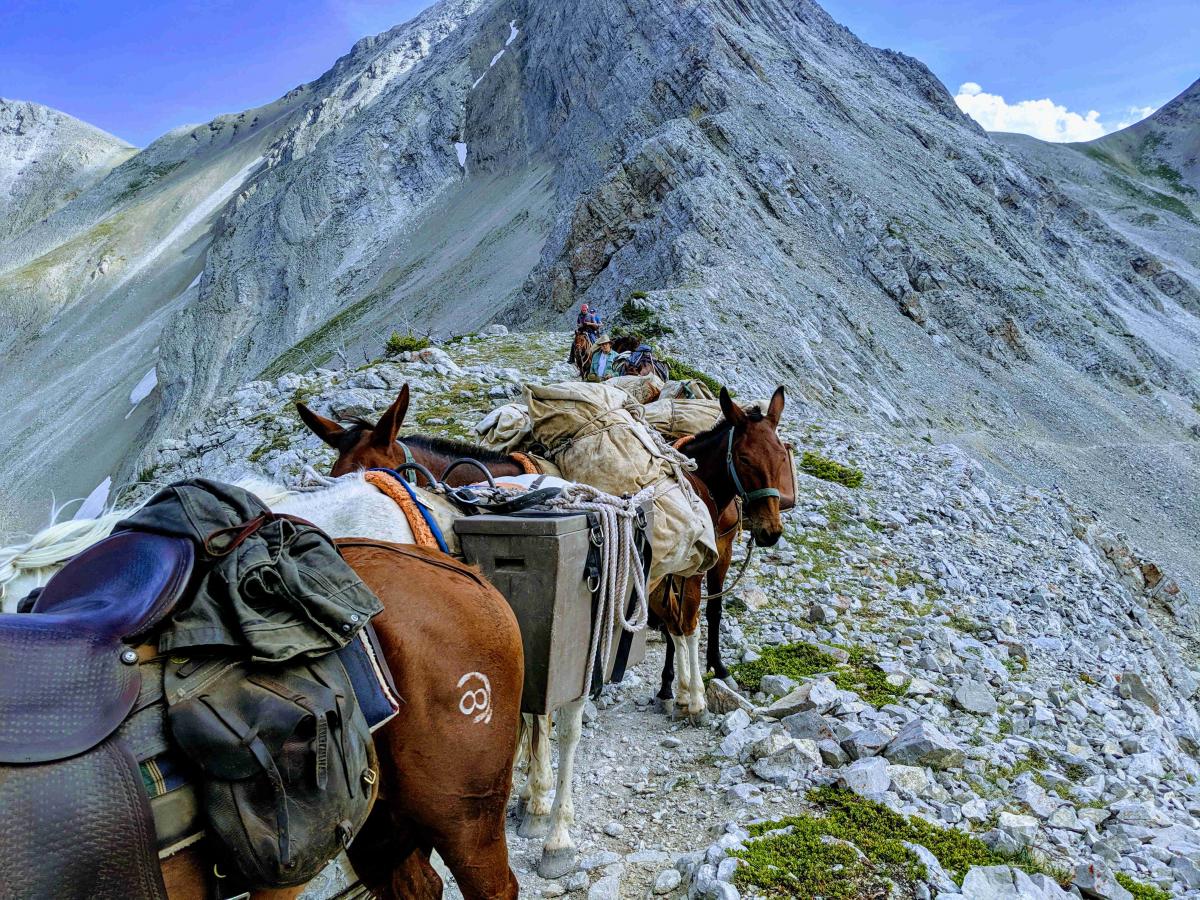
[
  {"xmin": 518, "ymin": 812, "xmax": 552, "ymax": 839},
  {"xmin": 538, "ymin": 847, "xmax": 578, "ymax": 879},
  {"xmin": 653, "ymin": 697, "xmax": 674, "ymax": 715},
  {"xmin": 689, "ymin": 709, "xmax": 712, "ymax": 727},
  {"xmin": 723, "ymin": 675, "xmax": 740, "ymax": 692}
]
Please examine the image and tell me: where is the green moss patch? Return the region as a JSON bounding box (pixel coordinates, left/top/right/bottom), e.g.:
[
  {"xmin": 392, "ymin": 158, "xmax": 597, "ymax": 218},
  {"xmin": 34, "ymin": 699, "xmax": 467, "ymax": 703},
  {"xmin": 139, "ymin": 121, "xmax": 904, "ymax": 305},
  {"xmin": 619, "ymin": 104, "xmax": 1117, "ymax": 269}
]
[
  {"xmin": 735, "ymin": 787, "xmax": 1061, "ymax": 900},
  {"xmin": 800, "ymin": 451, "xmax": 864, "ymax": 488},
  {"xmin": 729, "ymin": 642, "xmax": 837, "ymax": 693},
  {"xmin": 728, "ymin": 642, "xmax": 905, "ymax": 707},
  {"xmin": 831, "ymin": 646, "xmax": 907, "ymax": 706},
  {"xmin": 1115, "ymin": 873, "xmax": 1171, "ymax": 900}
]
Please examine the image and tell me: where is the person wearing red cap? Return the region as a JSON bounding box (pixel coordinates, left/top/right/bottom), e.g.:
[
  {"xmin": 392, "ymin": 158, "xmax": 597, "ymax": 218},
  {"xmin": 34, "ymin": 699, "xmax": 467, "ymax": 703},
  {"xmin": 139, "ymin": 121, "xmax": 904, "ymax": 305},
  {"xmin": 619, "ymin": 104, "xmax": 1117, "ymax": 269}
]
[{"xmin": 576, "ymin": 303, "xmax": 602, "ymax": 344}]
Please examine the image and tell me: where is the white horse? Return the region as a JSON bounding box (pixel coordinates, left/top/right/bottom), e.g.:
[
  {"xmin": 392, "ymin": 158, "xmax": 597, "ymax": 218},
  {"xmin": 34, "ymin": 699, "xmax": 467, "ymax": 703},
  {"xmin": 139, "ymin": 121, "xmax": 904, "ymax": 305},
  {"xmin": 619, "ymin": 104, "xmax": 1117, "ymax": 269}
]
[{"xmin": 0, "ymin": 474, "xmax": 586, "ymax": 877}]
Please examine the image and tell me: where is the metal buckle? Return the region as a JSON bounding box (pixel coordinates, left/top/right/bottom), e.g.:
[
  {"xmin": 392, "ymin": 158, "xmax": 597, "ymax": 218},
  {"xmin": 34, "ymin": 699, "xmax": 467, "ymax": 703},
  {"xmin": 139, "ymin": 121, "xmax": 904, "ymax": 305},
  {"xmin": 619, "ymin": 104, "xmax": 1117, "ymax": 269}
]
[{"xmin": 362, "ymin": 768, "xmax": 378, "ymax": 786}]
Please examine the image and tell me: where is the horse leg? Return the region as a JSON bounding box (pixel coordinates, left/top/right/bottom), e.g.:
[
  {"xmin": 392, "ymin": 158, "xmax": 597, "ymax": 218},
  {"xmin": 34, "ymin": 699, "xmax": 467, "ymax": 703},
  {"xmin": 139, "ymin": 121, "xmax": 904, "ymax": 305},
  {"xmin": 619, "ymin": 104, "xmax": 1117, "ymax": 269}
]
[
  {"xmin": 657, "ymin": 624, "xmax": 675, "ymax": 702},
  {"xmin": 346, "ymin": 811, "xmax": 441, "ymax": 900},
  {"xmin": 686, "ymin": 630, "xmax": 708, "ymax": 720},
  {"xmin": 429, "ymin": 800, "xmax": 519, "ymax": 900},
  {"xmin": 669, "ymin": 632, "xmax": 690, "ymax": 719},
  {"xmin": 538, "ymin": 696, "xmax": 584, "ymax": 879},
  {"xmin": 706, "ymin": 519, "xmax": 737, "ymax": 683},
  {"xmin": 518, "ymin": 713, "xmax": 554, "ymax": 839}
]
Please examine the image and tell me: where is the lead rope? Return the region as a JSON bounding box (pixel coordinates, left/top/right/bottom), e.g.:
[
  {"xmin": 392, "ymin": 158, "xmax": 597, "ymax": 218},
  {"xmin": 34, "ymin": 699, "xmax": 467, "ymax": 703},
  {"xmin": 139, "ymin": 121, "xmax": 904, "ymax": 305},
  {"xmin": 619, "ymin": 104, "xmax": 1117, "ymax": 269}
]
[{"xmin": 545, "ymin": 483, "xmax": 655, "ymax": 698}]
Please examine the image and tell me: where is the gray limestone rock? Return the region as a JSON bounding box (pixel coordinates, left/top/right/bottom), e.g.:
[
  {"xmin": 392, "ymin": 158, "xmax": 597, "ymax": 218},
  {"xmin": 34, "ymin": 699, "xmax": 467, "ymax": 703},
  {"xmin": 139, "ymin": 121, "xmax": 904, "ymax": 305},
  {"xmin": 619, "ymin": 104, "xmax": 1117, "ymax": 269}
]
[
  {"xmin": 953, "ymin": 681, "xmax": 998, "ymax": 716},
  {"xmin": 1073, "ymin": 861, "xmax": 1133, "ymax": 900},
  {"xmin": 781, "ymin": 711, "xmax": 837, "ymax": 743},
  {"xmin": 883, "ymin": 719, "xmax": 965, "ymax": 770}
]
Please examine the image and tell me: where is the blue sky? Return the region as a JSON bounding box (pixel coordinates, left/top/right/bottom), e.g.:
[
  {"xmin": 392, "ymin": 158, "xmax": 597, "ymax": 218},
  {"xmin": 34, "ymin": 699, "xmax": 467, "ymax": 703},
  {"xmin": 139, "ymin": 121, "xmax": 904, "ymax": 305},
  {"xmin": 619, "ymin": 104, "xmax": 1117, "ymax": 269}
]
[{"xmin": 2, "ymin": 0, "xmax": 1196, "ymax": 147}]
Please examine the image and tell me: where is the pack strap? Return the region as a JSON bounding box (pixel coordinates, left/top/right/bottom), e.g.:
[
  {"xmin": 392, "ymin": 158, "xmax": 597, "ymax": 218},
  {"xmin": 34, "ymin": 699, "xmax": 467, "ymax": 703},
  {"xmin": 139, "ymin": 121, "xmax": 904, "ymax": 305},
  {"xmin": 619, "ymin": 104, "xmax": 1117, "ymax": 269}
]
[{"xmin": 363, "ymin": 470, "xmax": 448, "ymax": 553}]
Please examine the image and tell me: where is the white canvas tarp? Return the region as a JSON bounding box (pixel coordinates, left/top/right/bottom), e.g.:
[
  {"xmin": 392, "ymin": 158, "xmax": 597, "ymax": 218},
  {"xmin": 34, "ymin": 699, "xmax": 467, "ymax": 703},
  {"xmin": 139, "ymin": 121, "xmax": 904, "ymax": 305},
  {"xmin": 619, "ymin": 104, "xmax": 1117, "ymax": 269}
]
[
  {"xmin": 525, "ymin": 382, "xmax": 717, "ymax": 583},
  {"xmin": 642, "ymin": 398, "xmax": 723, "ymax": 439}
]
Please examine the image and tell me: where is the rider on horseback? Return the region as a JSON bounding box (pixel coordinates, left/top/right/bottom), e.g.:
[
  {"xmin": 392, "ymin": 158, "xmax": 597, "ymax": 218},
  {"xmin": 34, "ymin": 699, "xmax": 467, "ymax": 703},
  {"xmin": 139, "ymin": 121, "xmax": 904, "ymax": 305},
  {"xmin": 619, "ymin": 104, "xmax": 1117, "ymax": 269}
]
[{"xmin": 576, "ymin": 304, "xmax": 602, "ymax": 344}]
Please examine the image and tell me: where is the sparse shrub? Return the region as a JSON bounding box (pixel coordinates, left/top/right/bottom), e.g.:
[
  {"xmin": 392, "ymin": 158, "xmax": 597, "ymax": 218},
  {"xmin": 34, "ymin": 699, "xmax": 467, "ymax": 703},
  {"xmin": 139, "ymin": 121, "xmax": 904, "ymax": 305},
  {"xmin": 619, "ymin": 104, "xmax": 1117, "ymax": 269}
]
[
  {"xmin": 800, "ymin": 451, "xmax": 864, "ymax": 488},
  {"xmin": 386, "ymin": 331, "xmax": 430, "ymax": 355},
  {"xmin": 617, "ymin": 297, "xmax": 673, "ymax": 339},
  {"xmin": 735, "ymin": 787, "xmax": 1070, "ymax": 899},
  {"xmin": 1115, "ymin": 873, "xmax": 1171, "ymax": 900},
  {"xmin": 729, "ymin": 642, "xmax": 837, "ymax": 693},
  {"xmin": 662, "ymin": 356, "xmax": 722, "ymax": 394}
]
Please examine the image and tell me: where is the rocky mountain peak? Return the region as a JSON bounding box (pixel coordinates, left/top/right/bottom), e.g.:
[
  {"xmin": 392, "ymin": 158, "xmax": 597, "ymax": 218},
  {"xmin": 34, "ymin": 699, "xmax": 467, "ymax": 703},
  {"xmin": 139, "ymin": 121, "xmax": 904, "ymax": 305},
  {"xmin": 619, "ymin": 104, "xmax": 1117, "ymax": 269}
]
[{"xmin": 0, "ymin": 99, "xmax": 136, "ymax": 242}]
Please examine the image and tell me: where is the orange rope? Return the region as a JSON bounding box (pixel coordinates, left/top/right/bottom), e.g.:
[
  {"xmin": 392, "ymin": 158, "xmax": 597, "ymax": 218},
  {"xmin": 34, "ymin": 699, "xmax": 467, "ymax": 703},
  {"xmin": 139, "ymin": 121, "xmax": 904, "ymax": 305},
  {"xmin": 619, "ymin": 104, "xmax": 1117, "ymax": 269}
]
[
  {"xmin": 363, "ymin": 471, "xmax": 439, "ymax": 550},
  {"xmin": 509, "ymin": 452, "xmax": 540, "ymax": 475},
  {"xmin": 672, "ymin": 435, "xmax": 695, "ymax": 451}
]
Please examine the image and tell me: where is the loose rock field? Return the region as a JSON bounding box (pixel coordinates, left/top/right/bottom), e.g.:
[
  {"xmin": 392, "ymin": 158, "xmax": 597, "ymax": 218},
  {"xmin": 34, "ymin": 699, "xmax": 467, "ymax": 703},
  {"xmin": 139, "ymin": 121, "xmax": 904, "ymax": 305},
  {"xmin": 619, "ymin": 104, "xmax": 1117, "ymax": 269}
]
[{"xmin": 136, "ymin": 332, "xmax": 1200, "ymax": 900}]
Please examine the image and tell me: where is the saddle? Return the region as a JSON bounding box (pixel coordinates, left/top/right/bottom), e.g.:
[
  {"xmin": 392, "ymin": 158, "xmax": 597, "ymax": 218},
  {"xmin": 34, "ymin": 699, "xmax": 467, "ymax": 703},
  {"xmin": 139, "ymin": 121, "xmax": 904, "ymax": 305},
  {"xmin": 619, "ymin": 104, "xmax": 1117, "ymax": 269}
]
[
  {"xmin": 0, "ymin": 531, "xmax": 193, "ymax": 900},
  {"xmin": 0, "ymin": 531, "xmax": 193, "ymax": 763}
]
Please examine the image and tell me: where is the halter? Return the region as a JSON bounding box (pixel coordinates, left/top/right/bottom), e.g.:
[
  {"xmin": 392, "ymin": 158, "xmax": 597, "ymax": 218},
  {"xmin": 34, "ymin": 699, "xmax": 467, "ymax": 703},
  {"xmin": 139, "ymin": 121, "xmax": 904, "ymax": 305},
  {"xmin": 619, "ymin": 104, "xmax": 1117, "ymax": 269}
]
[{"xmin": 726, "ymin": 427, "xmax": 780, "ymax": 505}]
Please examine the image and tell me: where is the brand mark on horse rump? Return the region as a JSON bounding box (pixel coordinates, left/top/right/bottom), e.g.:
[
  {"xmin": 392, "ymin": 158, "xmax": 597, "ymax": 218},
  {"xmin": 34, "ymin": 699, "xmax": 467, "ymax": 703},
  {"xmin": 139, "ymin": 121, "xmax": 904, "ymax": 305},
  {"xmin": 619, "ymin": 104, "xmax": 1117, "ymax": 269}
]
[{"xmin": 458, "ymin": 671, "xmax": 493, "ymax": 724}]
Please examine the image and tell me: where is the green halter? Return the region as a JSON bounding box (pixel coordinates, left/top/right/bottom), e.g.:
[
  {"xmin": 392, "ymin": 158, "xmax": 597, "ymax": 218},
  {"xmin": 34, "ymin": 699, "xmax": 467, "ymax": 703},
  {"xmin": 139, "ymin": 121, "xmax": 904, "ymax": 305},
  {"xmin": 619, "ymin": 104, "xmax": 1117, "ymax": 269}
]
[{"xmin": 726, "ymin": 427, "xmax": 780, "ymax": 505}]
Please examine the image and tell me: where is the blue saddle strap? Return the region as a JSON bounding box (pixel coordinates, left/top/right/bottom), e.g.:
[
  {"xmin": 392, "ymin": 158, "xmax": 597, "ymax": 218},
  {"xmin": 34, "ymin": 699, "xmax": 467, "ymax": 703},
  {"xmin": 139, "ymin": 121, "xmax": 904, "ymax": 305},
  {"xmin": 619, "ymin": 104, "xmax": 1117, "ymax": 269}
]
[{"xmin": 368, "ymin": 468, "xmax": 450, "ymax": 554}]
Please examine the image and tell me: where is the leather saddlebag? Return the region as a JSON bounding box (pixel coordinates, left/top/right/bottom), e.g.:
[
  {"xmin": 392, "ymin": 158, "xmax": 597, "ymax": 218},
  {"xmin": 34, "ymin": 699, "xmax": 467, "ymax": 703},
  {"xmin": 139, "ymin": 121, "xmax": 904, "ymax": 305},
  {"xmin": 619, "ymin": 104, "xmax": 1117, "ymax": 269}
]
[{"xmin": 165, "ymin": 652, "xmax": 376, "ymax": 888}]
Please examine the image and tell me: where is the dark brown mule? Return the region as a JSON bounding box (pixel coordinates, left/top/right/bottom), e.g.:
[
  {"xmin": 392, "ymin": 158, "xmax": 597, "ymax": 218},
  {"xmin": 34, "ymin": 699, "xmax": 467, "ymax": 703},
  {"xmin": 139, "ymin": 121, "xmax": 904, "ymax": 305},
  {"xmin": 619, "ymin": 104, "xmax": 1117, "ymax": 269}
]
[
  {"xmin": 650, "ymin": 387, "xmax": 788, "ymax": 713},
  {"xmin": 297, "ymin": 386, "xmax": 532, "ymax": 485},
  {"xmin": 610, "ymin": 335, "xmax": 641, "ymax": 354},
  {"xmin": 568, "ymin": 330, "xmax": 592, "ymax": 379},
  {"xmin": 160, "ymin": 541, "xmax": 524, "ymax": 900}
]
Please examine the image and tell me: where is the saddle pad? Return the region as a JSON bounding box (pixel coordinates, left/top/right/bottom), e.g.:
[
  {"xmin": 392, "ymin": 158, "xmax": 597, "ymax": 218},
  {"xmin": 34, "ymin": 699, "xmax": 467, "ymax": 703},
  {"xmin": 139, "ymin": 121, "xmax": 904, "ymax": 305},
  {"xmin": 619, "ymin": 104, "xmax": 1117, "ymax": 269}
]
[
  {"xmin": 0, "ymin": 735, "xmax": 167, "ymax": 900},
  {"xmin": 337, "ymin": 622, "xmax": 401, "ymax": 731},
  {"xmin": 0, "ymin": 616, "xmax": 140, "ymax": 763}
]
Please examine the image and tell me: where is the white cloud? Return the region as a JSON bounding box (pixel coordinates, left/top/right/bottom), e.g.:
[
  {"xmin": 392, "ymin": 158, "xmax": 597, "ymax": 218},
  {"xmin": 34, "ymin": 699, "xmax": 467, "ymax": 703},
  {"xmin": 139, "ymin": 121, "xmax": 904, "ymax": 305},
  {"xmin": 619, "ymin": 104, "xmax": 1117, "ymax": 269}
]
[
  {"xmin": 954, "ymin": 83, "xmax": 1109, "ymax": 142},
  {"xmin": 1116, "ymin": 106, "xmax": 1156, "ymax": 130}
]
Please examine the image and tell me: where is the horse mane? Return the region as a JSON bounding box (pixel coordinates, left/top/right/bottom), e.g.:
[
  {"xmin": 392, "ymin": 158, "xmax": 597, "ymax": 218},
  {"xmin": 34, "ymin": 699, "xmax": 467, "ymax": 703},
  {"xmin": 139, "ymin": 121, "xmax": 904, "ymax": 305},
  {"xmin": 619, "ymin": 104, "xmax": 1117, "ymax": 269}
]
[
  {"xmin": 335, "ymin": 415, "xmax": 514, "ymax": 465},
  {"xmin": 689, "ymin": 406, "xmax": 765, "ymax": 449},
  {"xmin": 400, "ymin": 434, "xmax": 515, "ymax": 464}
]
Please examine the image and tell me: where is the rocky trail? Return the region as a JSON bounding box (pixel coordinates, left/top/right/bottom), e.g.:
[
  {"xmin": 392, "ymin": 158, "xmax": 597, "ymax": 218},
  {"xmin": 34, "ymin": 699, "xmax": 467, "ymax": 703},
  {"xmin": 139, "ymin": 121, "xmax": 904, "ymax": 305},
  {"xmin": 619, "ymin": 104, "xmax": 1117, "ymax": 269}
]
[{"xmin": 126, "ymin": 331, "xmax": 1200, "ymax": 900}]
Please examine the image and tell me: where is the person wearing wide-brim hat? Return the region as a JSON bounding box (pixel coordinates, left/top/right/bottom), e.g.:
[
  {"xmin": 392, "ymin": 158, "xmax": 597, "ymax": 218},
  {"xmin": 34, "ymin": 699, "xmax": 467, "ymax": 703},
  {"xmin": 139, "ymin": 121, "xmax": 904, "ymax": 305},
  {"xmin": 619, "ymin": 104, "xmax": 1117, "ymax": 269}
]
[{"xmin": 587, "ymin": 334, "xmax": 615, "ymax": 382}]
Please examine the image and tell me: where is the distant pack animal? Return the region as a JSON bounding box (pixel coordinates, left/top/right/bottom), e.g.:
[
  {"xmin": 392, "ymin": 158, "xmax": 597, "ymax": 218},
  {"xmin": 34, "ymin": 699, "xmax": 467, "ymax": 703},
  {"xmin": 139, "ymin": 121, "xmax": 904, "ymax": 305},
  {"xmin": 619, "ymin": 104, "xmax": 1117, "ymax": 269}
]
[
  {"xmin": 568, "ymin": 329, "xmax": 593, "ymax": 379},
  {"xmin": 616, "ymin": 344, "xmax": 668, "ymax": 380},
  {"xmin": 0, "ymin": 476, "xmax": 525, "ymax": 900}
]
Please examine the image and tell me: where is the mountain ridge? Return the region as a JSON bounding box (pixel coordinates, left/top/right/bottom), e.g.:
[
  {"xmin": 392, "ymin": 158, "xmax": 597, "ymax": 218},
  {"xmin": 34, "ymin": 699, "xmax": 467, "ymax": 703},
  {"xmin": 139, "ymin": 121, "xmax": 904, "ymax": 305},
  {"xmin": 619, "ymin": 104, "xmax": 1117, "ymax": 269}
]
[{"xmin": 0, "ymin": 0, "xmax": 1197, "ymax": 600}]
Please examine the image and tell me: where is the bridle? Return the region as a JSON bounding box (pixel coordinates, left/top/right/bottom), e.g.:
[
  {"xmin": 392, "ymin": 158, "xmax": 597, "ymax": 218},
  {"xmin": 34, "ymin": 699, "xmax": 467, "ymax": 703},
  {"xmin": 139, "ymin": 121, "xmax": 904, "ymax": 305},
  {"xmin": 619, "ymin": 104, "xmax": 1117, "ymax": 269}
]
[
  {"xmin": 726, "ymin": 427, "xmax": 780, "ymax": 507},
  {"xmin": 693, "ymin": 426, "xmax": 782, "ymax": 601}
]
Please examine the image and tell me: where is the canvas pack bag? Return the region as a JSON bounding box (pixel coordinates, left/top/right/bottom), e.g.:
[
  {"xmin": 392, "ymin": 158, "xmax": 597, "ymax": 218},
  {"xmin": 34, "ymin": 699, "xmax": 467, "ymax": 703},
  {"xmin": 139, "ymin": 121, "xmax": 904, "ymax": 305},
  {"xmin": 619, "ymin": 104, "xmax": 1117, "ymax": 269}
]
[
  {"xmin": 525, "ymin": 383, "xmax": 717, "ymax": 584},
  {"xmin": 642, "ymin": 398, "xmax": 723, "ymax": 439},
  {"xmin": 165, "ymin": 652, "xmax": 376, "ymax": 888}
]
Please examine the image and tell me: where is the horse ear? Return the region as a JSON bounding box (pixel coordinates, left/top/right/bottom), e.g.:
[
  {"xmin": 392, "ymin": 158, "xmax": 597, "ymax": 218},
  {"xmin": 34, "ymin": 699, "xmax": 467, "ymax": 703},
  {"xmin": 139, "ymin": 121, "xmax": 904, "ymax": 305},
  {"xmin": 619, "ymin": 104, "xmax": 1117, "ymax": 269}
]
[
  {"xmin": 765, "ymin": 386, "xmax": 785, "ymax": 429},
  {"xmin": 296, "ymin": 403, "xmax": 345, "ymax": 448},
  {"xmin": 719, "ymin": 387, "xmax": 746, "ymax": 429},
  {"xmin": 373, "ymin": 384, "xmax": 410, "ymax": 447}
]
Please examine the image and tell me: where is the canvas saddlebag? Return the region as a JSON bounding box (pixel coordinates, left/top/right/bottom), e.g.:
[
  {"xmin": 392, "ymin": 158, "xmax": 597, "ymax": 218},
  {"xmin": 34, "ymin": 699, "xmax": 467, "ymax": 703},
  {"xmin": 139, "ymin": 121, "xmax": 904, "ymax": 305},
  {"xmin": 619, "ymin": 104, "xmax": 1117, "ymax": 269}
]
[{"xmin": 165, "ymin": 652, "xmax": 376, "ymax": 889}]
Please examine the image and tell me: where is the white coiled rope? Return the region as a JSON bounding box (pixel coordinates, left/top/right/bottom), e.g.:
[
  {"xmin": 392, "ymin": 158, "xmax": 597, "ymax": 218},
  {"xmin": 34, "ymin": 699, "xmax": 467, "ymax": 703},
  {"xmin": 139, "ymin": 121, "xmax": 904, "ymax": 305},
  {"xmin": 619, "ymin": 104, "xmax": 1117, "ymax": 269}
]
[{"xmin": 546, "ymin": 482, "xmax": 655, "ymax": 698}]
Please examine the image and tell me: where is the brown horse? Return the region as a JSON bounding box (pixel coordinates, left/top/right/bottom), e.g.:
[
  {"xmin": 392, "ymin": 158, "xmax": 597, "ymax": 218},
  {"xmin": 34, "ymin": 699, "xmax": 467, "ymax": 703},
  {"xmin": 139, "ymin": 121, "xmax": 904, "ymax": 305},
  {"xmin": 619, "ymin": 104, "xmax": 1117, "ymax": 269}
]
[
  {"xmin": 649, "ymin": 387, "xmax": 788, "ymax": 716},
  {"xmin": 296, "ymin": 387, "xmax": 592, "ymax": 877},
  {"xmin": 297, "ymin": 386, "xmax": 532, "ymax": 484},
  {"xmin": 568, "ymin": 329, "xmax": 592, "ymax": 379}
]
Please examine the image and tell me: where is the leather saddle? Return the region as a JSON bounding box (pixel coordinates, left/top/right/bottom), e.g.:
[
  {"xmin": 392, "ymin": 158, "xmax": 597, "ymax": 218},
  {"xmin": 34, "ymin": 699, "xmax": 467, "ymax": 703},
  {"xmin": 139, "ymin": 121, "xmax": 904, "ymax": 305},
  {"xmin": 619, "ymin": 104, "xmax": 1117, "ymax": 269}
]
[{"xmin": 0, "ymin": 531, "xmax": 193, "ymax": 763}]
